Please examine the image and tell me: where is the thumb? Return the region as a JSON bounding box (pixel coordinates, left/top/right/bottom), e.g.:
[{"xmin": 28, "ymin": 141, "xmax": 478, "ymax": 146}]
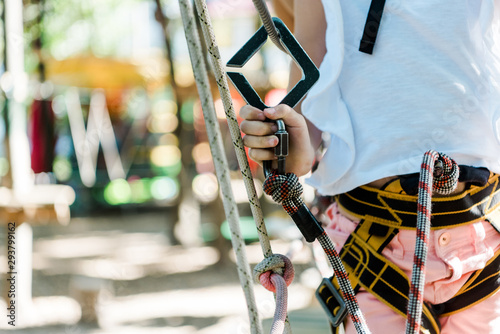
[{"xmin": 263, "ymin": 104, "xmax": 306, "ymax": 128}]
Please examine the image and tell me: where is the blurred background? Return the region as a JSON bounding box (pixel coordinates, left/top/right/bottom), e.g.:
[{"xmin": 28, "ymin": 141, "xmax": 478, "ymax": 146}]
[{"xmin": 0, "ymin": 0, "xmax": 331, "ymax": 333}]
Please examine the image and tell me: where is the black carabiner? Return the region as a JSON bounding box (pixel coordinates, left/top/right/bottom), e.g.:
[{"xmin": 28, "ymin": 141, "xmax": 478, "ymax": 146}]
[{"xmin": 226, "ymin": 17, "xmax": 319, "ymax": 176}]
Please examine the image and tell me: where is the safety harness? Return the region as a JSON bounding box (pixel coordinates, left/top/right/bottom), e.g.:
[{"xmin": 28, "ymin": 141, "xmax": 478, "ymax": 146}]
[
  {"xmin": 317, "ymin": 169, "xmax": 500, "ymax": 334},
  {"xmin": 182, "ymin": 0, "xmax": 500, "ymax": 332},
  {"xmin": 223, "ymin": 7, "xmax": 500, "ymax": 333}
]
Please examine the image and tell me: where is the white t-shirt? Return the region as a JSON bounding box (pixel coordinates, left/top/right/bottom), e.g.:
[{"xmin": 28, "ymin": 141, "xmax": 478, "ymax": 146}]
[{"xmin": 302, "ymin": 0, "xmax": 500, "ymax": 196}]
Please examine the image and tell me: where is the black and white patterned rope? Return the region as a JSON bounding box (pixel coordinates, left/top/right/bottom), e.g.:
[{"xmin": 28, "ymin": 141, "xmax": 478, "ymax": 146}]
[
  {"xmin": 263, "ymin": 172, "xmax": 371, "ymax": 333},
  {"xmin": 406, "ymin": 151, "xmax": 459, "ymax": 334},
  {"xmin": 317, "ymin": 232, "xmax": 372, "ymax": 334},
  {"xmin": 263, "ymin": 172, "xmax": 304, "ymax": 215}
]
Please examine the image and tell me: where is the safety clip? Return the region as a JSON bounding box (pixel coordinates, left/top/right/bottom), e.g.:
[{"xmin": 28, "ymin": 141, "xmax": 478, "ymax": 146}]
[{"xmin": 226, "ymin": 17, "xmax": 319, "ymax": 177}]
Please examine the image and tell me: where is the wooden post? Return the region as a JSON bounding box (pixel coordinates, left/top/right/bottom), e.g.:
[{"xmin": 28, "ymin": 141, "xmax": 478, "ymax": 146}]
[{"xmin": 4, "ymin": 0, "xmax": 33, "ymax": 326}]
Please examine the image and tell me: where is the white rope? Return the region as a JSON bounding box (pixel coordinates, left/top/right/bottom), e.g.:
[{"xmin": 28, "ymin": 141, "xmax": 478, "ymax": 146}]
[
  {"xmin": 193, "ymin": 0, "xmax": 274, "ymax": 259},
  {"xmin": 178, "ymin": 1, "xmax": 262, "ymax": 333},
  {"xmin": 180, "ymin": 4, "xmax": 464, "ymax": 334},
  {"xmin": 190, "ymin": 0, "xmax": 292, "ymax": 332}
]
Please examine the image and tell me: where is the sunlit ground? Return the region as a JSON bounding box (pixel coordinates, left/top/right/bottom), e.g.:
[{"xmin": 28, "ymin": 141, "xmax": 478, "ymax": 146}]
[{"xmin": 0, "ymin": 210, "xmax": 331, "ymax": 333}]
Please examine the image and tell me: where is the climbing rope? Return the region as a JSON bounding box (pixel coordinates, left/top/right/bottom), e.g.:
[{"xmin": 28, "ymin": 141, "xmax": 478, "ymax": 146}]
[
  {"xmin": 317, "ymin": 232, "xmax": 370, "ymax": 333},
  {"xmin": 188, "ymin": 0, "xmax": 294, "ymax": 332},
  {"xmin": 251, "ymin": 0, "xmax": 287, "ymax": 53},
  {"xmin": 180, "ymin": 1, "xmax": 460, "ymax": 333},
  {"xmin": 263, "ymin": 173, "xmax": 303, "ymax": 215},
  {"xmin": 264, "ymin": 172, "xmax": 371, "ymax": 334},
  {"xmin": 406, "ymin": 150, "xmax": 459, "ymax": 334},
  {"xmin": 178, "ymin": 1, "xmax": 262, "ymax": 333},
  {"xmin": 187, "ymin": 1, "xmax": 369, "ymax": 331},
  {"xmin": 193, "ymin": 0, "xmax": 272, "ymax": 260},
  {"xmin": 254, "ymin": 254, "xmax": 295, "ymax": 333}
]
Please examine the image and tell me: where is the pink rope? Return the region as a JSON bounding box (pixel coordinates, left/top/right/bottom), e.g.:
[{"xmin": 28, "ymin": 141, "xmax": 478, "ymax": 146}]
[
  {"xmin": 258, "ymin": 255, "xmax": 294, "ymax": 292},
  {"xmin": 254, "ymin": 254, "xmax": 295, "ymax": 333},
  {"xmin": 269, "ymin": 274, "xmax": 288, "ymax": 334}
]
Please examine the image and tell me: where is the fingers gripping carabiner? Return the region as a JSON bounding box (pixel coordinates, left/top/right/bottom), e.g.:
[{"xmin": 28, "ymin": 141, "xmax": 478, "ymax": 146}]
[{"xmin": 226, "ymin": 17, "xmax": 319, "ymax": 176}]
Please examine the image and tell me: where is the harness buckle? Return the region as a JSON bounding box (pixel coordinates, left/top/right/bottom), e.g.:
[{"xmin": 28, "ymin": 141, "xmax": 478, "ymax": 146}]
[{"xmin": 316, "ymin": 277, "xmax": 348, "ymax": 328}]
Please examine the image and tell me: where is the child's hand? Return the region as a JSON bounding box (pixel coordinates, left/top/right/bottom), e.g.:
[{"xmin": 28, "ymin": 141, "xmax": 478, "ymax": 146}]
[{"xmin": 240, "ymin": 104, "xmax": 315, "ymax": 177}]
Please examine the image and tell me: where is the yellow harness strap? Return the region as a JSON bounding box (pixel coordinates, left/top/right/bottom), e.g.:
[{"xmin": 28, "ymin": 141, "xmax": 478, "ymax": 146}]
[{"xmin": 317, "ymin": 174, "xmax": 500, "ymax": 334}]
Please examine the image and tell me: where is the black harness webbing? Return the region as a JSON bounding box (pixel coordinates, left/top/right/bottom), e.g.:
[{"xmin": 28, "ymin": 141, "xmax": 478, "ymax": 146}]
[
  {"xmin": 317, "ymin": 173, "xmax": 500, "ymax": 333},
  {"xmin": 336, "ymin": 174, "xmax": 500, "ymax": 230},
  {"xmin": 359, "ymin": 0, "xmax": 387, "ymax": 54}
]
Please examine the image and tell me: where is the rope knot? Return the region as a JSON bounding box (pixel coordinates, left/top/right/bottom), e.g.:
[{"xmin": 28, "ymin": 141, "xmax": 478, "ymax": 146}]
[
  {"xmin": 262, "ymin": 172, "xmax": 303, "ymax": 205},
  {"xmin": 253, "ymin": 254, "xmax": 294, "ymax": 292},
  {"xmin": 431, "ymin": 152, "xmax": 459, "ymax": 195}
]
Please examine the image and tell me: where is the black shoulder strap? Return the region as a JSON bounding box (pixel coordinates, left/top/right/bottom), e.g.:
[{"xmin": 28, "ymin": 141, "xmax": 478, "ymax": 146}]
[{"xmin": 359, "ymin": 0, "xmax": 387, "ymax": 54}]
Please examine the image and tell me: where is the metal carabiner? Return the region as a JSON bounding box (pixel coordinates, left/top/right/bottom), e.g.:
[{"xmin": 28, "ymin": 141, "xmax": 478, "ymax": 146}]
[
  {"xmin": 263, "ymin": 119, "xmax": 288, "ymax": 177},
  {"xmin": 226, "ymin": 17, "xmax": 319, "ymax": 177}
]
